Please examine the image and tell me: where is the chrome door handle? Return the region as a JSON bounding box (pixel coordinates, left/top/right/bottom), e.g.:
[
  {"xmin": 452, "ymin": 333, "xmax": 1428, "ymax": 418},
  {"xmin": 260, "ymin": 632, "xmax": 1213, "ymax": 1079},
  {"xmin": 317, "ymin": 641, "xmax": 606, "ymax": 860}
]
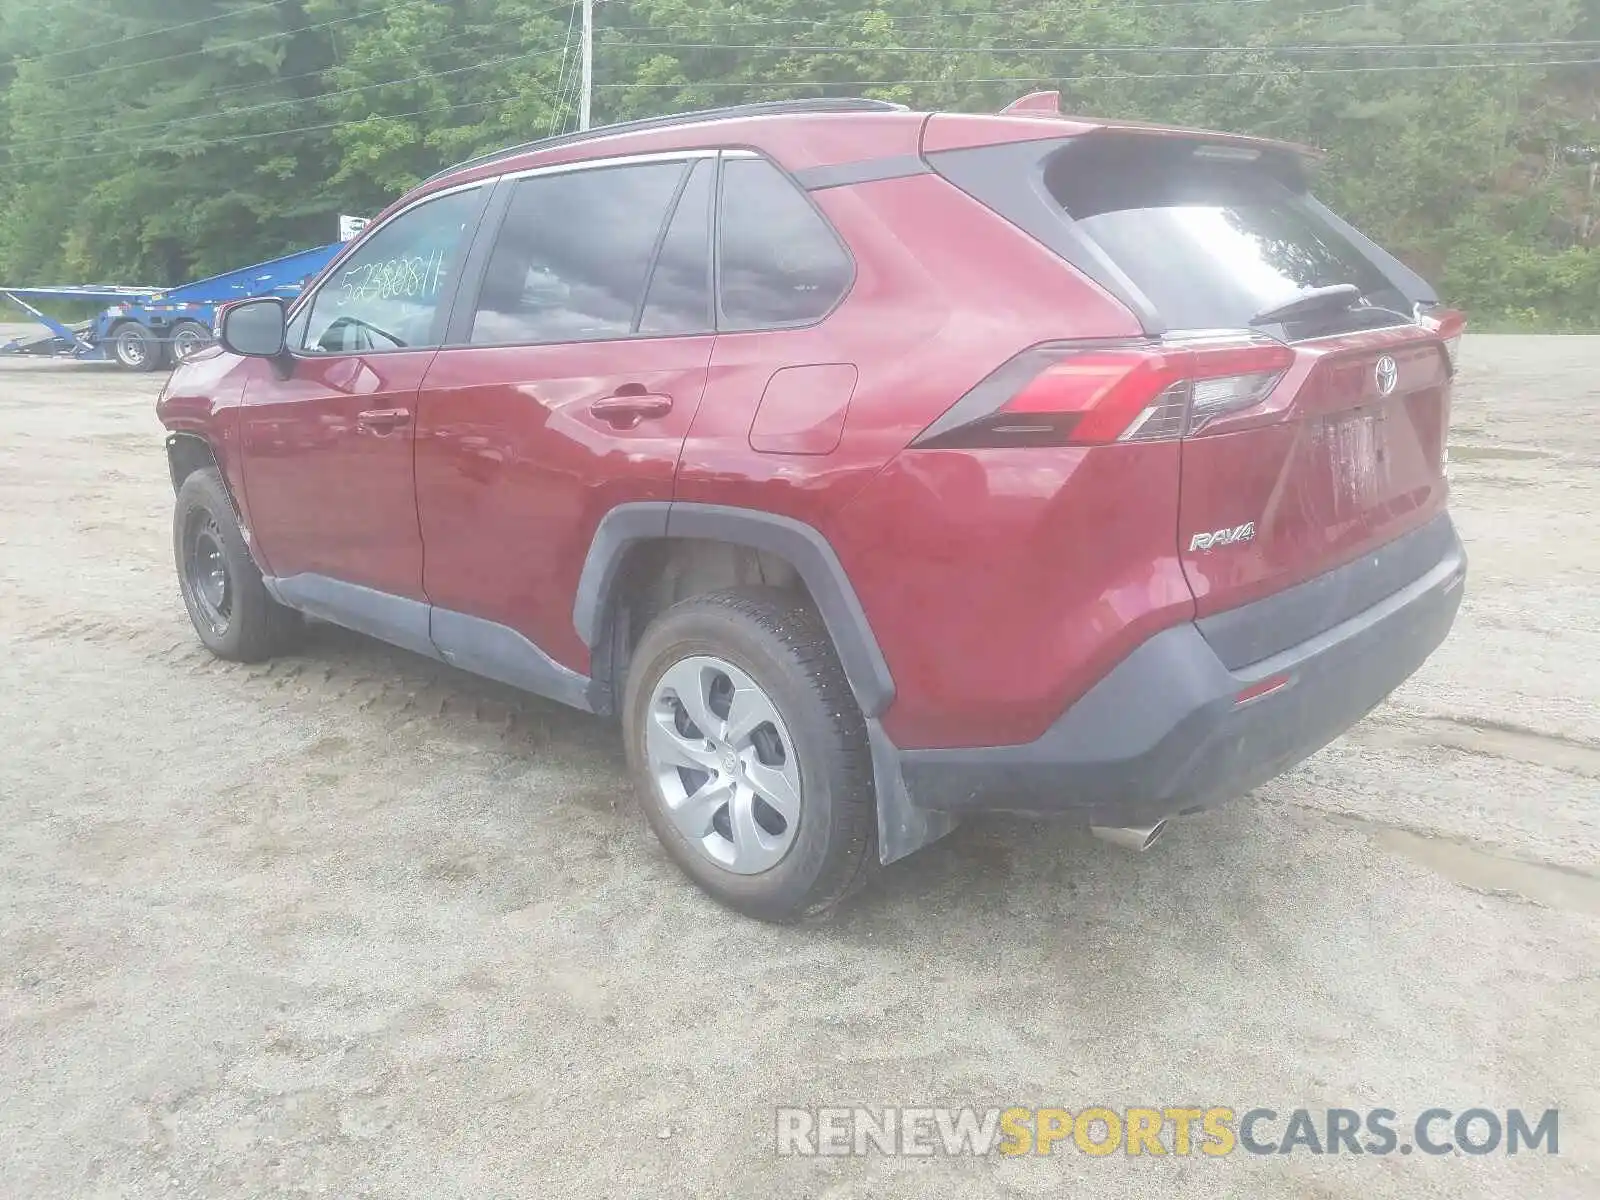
[{"xmin": 357, "ymin": 407, "xmax": 411, "ymax": 433}]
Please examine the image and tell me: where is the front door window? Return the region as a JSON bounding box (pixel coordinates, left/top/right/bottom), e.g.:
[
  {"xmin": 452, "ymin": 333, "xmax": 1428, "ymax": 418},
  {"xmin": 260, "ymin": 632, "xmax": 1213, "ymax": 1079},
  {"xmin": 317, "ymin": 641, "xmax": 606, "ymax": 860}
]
[{"xmin": 300, "ymin": 186, "xmax": 485, "ymax": 354}]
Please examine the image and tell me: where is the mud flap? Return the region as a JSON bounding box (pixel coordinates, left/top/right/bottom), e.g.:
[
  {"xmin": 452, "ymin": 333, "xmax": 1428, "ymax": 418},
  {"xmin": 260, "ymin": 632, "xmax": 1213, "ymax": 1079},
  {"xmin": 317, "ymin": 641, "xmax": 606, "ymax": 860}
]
[{"xmin": 867, "ymin": 718, "xmax": 959, "ymax": 864}]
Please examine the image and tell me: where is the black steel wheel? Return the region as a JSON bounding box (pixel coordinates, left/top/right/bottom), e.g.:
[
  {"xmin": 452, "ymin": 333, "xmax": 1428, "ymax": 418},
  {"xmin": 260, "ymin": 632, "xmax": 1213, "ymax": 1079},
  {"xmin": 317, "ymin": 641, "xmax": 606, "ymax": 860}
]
[
  {"xmin": 173, "ymin": 467, "xmax": 301, "ymax": 661},
  {"xmin": 181, "ymin": 509, "xmax": 233, "ymax": 638}
]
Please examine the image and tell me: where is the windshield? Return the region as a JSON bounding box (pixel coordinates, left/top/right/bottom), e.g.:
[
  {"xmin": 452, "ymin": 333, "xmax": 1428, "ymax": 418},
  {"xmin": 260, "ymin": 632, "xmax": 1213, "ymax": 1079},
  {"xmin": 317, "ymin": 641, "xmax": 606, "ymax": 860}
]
[{"xmin": 1045, "ymin": 139, "xmax": 1412, "ymax": 338}]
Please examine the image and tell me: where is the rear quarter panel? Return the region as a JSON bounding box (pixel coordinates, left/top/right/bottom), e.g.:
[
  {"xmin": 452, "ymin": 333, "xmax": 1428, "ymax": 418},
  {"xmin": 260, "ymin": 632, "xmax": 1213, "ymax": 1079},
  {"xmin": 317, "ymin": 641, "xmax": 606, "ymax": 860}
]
[
  {"xmin": 832, "ymin": 442, "xmax": 1194, "ymax": 748},
  {"xmin": 674, "ymin": 169, "xmax": 1163, "ymax": 749},
  {"xmin": 675, "ymin": 171, "xmax": 1144, "ymax": 526}
]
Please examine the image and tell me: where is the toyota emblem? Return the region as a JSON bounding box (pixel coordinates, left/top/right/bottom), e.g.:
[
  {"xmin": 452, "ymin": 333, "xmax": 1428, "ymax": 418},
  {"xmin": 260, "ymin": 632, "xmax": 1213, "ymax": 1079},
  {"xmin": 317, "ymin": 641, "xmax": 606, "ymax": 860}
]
[{"xmin": 1375, "ymin": 355, "xmax": 1399, "ymax": 397}]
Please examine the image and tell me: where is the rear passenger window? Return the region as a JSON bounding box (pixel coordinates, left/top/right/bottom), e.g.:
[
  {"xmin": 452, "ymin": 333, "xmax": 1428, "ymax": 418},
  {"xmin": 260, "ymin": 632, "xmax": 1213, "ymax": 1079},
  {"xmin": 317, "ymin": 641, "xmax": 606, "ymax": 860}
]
[
  {"xmin": 638, "ymin": 160, "xmax": 714, "ymax": 335},
  {"xmin": 717, "ymin": 157, "xmax": 852, "ymax": 329},
  {"xmin": 470, "ymin": 161, "xmax": 685, "ymax": 345}
]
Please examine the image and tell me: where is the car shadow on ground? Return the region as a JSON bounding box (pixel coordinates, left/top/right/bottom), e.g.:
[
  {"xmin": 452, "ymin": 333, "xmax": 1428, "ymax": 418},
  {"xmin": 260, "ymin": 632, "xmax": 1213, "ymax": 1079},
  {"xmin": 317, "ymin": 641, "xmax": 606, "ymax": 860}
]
[
  {"xmin": 290, "ymin": 618, "xmax": 1275, "ymax": 930},
  {"xmin": 293, "ymin": 617, "xmax": 610, "ymax": 749}
]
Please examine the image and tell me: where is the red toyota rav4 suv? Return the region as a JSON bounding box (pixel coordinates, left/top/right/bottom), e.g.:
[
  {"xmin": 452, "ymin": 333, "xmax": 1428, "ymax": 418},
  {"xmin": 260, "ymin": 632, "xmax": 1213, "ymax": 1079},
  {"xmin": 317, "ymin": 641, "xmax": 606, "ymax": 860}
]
[{"xmin": 159, "ymin": 95, "xmax": 1467, "ymax": 920}]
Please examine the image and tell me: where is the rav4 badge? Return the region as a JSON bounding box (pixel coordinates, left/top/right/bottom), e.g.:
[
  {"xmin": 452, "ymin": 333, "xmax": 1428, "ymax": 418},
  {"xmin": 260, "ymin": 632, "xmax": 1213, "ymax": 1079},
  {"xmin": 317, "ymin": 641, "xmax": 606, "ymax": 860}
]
[{"xmin": 1189, "ymin": 522, "xmax": 1257, "ymax": 552}]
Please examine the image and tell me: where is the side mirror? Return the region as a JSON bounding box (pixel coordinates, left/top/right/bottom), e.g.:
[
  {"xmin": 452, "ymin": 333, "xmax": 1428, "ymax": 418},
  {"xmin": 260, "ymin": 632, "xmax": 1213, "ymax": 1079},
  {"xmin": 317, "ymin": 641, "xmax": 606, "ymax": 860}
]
[{"xmin": 218, "ymin": 297, "xmax": 288, "ymax": 358}]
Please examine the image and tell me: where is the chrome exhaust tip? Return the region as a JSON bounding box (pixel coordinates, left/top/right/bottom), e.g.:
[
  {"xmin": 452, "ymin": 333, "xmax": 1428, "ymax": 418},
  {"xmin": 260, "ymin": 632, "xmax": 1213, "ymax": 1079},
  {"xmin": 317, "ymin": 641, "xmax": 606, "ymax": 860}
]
[{"xmin": 1090, "ymin": 819, "xmax": 1168, "ymax": 852}]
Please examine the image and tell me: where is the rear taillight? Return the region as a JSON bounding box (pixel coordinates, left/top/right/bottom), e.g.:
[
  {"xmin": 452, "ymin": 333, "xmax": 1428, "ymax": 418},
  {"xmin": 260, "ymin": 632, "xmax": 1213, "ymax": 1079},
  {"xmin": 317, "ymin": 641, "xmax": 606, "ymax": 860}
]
[{"xmin": 913, "ymin": 338, "xmax": 1294, "ymax": 449}]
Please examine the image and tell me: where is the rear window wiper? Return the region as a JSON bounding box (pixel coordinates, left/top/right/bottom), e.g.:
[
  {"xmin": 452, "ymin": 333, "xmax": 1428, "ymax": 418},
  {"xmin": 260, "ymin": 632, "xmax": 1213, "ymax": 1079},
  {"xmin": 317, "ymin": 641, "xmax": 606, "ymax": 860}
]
[{"xmin": 1250, "ymin": 283, "xmax": 1362, "ymax": 325}]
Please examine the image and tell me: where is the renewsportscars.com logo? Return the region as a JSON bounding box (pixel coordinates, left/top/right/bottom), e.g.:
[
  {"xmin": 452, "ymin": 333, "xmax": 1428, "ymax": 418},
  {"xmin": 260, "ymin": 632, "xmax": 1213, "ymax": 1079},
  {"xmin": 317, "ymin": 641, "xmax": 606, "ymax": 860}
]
[{"xmin": 775, "ymin": 1106, "xmax": 1560, "ymax": 1158}]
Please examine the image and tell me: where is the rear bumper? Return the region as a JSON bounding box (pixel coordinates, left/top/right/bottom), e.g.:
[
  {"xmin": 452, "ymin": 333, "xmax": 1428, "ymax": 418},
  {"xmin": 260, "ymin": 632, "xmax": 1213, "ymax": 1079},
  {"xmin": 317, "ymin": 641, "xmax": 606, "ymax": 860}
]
[{"xmin": 896, "ymin": 515, "xmax": 1466, "ymax": 825}]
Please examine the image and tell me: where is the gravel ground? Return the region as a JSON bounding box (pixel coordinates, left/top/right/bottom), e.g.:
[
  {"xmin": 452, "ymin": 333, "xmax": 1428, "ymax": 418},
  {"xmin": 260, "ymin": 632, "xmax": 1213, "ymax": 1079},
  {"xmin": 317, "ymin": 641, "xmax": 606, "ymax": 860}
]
[{"xmin": 0, "ymin": 333, "xmax": 1596, "ymax": 1199}]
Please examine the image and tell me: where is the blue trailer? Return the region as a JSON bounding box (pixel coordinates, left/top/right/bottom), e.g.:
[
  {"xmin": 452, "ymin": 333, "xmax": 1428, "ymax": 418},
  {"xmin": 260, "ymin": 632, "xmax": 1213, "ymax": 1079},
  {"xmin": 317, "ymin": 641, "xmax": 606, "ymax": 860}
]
[{"xmin": 1, "ymin": 239, "xmax": 349, "ymax": 371}]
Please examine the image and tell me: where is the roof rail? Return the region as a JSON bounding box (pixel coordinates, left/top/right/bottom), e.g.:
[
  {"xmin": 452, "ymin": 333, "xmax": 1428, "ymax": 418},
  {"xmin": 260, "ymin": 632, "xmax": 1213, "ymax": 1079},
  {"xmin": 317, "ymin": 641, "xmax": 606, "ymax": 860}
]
[{"xmin": 421, "ymin": 97, "xmax": 909, "ymax": 186}]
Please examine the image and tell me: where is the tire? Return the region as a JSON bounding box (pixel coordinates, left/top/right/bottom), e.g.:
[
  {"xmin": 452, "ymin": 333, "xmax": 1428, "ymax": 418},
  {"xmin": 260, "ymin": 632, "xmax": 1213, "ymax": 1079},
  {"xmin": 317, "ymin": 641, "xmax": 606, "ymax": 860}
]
[
  {"xmin": 168, "ymin": 319, "xmax": 213, "ymax": 364},
  {"xmin": 622, "ymin": 587, "xmax": 876, "ymax": 922},
  {"xmin": 110, "ymin": 321, "xmax": 162, "ymax": 372},
  {"xmin": 173, "ymin": 467, "xmax": 301, "ymax": 662}
]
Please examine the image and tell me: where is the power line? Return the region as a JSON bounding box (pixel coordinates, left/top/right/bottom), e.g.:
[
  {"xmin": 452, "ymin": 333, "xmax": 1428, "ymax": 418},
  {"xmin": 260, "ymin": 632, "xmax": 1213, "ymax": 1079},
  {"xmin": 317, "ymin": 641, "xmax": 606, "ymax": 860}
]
[
  {"xmin": 4, "ymin": 82, "xmax": 564, "ymax": 174},
  {"xmin": 19, "ymin": 2, "xmax": 583, "ymax": 141},
  {"xmin": 29, "ymin": 1, "xmax": 422, "ymax": 87},
  {"xmin": 7, "ymin": 24, "xmax": 1590, "ymax": 170},
  {"xmin": 595, "ymin": 0, "xmax": 1391, "ymax": 37},
  {"xmin": 595, "ymin": 55, "xmax": 1600, "ymax": 86},
  {"xmin": 7, "ymin": 53, "xmax": 1587, "ymax": 175},
  {"xmin": 600, "ymin": 0, "xmax": 1319, "ymax": 29},
  {"xmin": 549, "ymin": 3, "xmax": 583, "ymax": 135},
  {"xmin": 596, "ymin": 4, "xmax": 1368, "ymax": 43},
  {"xmin": 13, "ymin": 45, "xmax": 569, "ymax": 150},
  {"xmin": 598, "ymin": 39, "xmax": 1600, "ymax": 56},
  {"xmin": 557, "ymin": 62, "xmax": 585, "ymax": 134},
  {"xmin": 32, "ymin": 19, "xmax": 553, "ymax": 131},
  {"xmin": 29, "ymin": 0, "xmax": 575, "ymax": 88},
  {"xmin": 32, "ymin": 23, "xmax": 1584, "ymax": 137},
  {"xmin": 16, "ymin": 0, "xmax": 295, "ymax": 63}
]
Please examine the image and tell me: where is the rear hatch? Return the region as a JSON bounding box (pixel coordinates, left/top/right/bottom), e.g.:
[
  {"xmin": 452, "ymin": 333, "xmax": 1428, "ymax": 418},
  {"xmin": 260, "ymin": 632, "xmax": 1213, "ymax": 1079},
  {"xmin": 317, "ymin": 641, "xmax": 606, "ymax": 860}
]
[{"xmin": 928, "ymin": 125, "xmax": 1463, "ymax": 666}]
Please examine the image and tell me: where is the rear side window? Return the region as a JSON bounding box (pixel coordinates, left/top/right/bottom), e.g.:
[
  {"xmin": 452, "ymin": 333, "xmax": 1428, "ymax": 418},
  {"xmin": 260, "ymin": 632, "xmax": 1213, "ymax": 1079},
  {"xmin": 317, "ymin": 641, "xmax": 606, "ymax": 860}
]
[
  {"xmin": 638, "ymin": 159, "xmax": 714, "ymax": 335},
  {"xmin": 717, "ymin": 157, "xmax": 852, "ymax": 329},
  {"xmin": 1044, "ymin": 139, "xmax": 1410, "ymax": 337},
  {"xmin": 470, "ymin": 161, "xmax": 685, "ymax": 345}
]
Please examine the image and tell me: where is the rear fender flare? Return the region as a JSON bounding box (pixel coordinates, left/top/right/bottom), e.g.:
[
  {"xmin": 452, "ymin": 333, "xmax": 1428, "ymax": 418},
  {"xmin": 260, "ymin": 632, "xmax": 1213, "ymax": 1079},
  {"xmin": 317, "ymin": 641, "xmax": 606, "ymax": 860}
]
[
  {"xmin": 574, "ymin": 502, "xmax": 950, "ymax": 864},
  {"xmin": 574, "ymin": 502, "xmax": 895, "ymax": 719}
]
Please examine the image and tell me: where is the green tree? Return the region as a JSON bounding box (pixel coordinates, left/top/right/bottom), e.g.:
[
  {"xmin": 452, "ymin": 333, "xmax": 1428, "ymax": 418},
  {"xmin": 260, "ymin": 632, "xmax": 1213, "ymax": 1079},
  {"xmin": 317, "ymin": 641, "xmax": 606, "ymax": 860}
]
[{"xmin": 1, "ymin": 0, "xmax": 1595, "ymax": 325}]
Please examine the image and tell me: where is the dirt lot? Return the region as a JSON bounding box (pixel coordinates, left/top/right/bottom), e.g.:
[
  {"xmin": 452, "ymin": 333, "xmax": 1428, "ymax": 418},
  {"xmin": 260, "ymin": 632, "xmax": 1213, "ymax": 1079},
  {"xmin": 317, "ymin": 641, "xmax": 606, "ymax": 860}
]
[{"xmin": 1, "ymin": 334, "xmax": 1596, "ymax": 1198}]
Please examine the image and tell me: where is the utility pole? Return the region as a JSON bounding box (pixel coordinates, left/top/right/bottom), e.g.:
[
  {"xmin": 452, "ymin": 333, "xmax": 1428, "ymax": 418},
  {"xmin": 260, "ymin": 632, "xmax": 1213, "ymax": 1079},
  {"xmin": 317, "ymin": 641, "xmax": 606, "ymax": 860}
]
[
  {"xmin": 579, "ymin": 0, "xmax": 593, "ymax": 131},
  {"xmin": 1584, "ymin": 161, "xmax": 1598, "ymax": 245}
]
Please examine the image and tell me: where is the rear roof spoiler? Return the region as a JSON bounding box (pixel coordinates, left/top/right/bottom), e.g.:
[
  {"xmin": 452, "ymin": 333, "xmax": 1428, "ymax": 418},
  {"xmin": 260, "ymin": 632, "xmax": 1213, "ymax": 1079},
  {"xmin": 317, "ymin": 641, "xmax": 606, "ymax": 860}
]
[
  {"xmin": 1001, "ymin": 91, "xmax": 1065, "ymax": 116},
  {"xmin": 999, "ymin": 90, "xmax": 1323, "ymax": 162}
]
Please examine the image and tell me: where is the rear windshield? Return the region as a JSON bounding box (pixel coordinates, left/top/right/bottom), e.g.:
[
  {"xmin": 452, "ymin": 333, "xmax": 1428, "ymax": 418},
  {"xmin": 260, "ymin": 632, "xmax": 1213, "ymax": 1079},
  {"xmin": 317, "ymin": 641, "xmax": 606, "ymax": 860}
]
[{"xmin": 1044, "ymin": 138, "xmax": 1411, "ymax": 338}]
